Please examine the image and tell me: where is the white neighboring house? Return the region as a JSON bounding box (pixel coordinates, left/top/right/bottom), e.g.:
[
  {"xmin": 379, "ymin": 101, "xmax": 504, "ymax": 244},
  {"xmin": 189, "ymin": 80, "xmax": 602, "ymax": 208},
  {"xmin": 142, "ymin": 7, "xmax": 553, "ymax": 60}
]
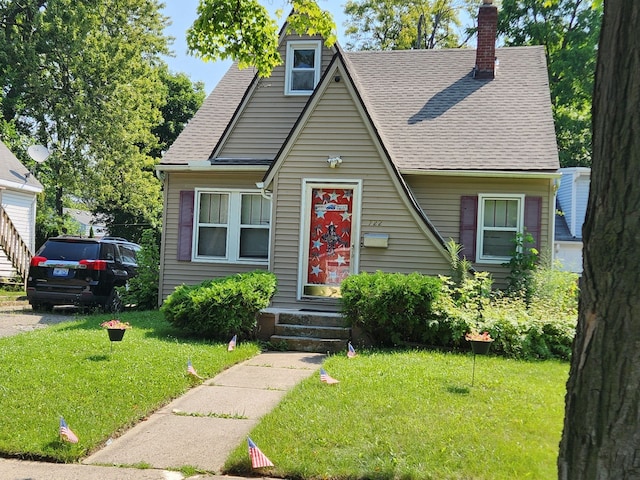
[
  {"xmin": 0, "ymin": 140, "xmax": 44, "ymax": 282},
  {"xmin": 63, "ymin": 208, "xmax": 108, "ymax": 238},
  {"xmin": 554, "ymin": 167, "xmax": 590, "ymax": 273}
]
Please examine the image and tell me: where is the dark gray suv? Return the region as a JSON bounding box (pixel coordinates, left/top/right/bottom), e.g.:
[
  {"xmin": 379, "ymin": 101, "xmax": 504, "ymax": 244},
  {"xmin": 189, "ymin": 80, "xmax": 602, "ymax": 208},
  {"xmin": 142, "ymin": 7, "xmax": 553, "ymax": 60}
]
[{"xmin": 26, "ymin": 236, "xmax": 140, "ymax": 312}]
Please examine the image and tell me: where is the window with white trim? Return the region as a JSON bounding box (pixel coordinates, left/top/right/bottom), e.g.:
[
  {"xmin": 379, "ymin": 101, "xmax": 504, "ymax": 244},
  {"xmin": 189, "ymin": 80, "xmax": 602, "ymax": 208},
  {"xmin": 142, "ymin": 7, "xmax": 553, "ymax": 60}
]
[
  {"xmin": 195, "ymin": 190, "xmax": 270, "ymax": 263},
  {"xmin": 477, "ymin": 194, "xmax": 524, "ymax": 262},
  {"xmin": 285, "ymin": 41, "xmax": 321, "ymax": 95}
]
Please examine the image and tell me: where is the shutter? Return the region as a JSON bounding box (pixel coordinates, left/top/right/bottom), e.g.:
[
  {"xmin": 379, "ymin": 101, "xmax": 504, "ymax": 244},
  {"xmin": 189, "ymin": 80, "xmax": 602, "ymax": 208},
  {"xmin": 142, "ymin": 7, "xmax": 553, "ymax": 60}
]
[
  {"xmin": 177, "ymin": 190, "xmax": 195, "ymax": 261},
  {"xmin": 459, "ymin": 196, "xmax": 478, "ymax": 260},
  {"xmin": 524, "ymin": 196, "xmax": 542, "ymax": 250}
]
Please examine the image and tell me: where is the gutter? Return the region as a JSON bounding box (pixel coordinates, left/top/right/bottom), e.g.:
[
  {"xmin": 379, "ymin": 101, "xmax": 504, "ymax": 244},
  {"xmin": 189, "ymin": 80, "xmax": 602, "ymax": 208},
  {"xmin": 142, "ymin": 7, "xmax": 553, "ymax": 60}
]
[{"xmin": 400, "ymin": 169, "xmax": 561, "ymax": 179}]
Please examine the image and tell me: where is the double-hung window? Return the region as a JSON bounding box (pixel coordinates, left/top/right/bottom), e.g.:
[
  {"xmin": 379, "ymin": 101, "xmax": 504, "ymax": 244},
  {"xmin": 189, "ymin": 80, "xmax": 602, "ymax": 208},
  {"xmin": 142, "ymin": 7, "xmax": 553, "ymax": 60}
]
[
  {"xmin": 285, "ymin": 41, "xmax": 321, "ymax": 95},
  {"xmin": 477, "ymin": 194, "xmax": 524, "ymax": 262},
  {"xmin": 195, "ymin": 190, "xmax": 270, "ymax": 263}
]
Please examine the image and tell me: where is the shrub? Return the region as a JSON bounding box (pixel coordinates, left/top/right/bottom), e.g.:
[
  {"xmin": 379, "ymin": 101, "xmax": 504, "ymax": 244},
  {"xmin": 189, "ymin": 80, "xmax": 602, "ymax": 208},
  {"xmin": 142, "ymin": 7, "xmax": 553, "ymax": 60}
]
[
  {"xmin": 341, "ymin": 271, "xmax": 442, "ymax": 346},
  {"xmin": 161, "ymin": 271, "xmax": 277, "ymax": 340},
  {"xmin": 531, "ymin": 263, "xmax": 579, "ymax": 314},
  {"xmin": 119, "ymin": 229, "xmax": 160, "ymax": 310},
  {"xmin": 476, "ymin": 295, "xmax": 576, "ymax": 360}
]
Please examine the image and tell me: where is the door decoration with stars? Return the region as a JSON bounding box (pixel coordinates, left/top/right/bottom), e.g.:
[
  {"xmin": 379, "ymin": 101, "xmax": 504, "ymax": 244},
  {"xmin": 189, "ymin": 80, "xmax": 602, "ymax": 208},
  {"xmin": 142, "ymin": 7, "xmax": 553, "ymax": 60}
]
[{"xmin": 307, "ymin": 188, "xmax": 353, "ymax": 286}]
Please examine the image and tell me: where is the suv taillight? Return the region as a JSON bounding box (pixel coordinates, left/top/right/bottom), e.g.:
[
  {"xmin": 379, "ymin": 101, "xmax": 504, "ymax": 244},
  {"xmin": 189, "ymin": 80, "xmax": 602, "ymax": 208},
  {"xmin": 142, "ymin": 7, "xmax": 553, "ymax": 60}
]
[
  {"xmin": 79, "ymin": 259, "xmax": 107, "ymax": 271},
  {"xmin": 30, "ymin": 256, "xmax": 47, "ymax": 267}
]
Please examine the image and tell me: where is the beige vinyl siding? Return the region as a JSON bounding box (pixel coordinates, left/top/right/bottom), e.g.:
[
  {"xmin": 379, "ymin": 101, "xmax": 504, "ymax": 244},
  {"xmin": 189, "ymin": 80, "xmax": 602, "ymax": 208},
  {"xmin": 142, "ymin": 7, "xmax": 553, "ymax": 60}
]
[
  {"xmin": 218, "ymin": 35, "xmax": 334, "ymax": 160},
  {"xmin": 406, "ymin": 175, "xmax": 555, "ymax": 286},
  {"xmin": 269, "ymin": 75, "xmax": 450, "ymax": 309},
  {"xmin": 159, "ymin": 171, "xmax": 268, "ymax": 302}
]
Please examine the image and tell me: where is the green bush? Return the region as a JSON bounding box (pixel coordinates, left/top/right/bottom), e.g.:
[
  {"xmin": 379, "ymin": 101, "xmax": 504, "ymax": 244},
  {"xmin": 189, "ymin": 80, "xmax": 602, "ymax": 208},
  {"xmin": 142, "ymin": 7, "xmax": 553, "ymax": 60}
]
[
  {"xmin": 341, "ymin": 271, "xmax": 442, "ymax": 346},
  {"xmin": 476, "ymin": 296, "xmax": 576, "ymax": 360},
  {"xmin": 118, "ymin": 229, "xmax": 160, "ymax": 310},
  {"xmin": 531, "ymin": 263, "xmax": 579, "ymax": 314},
  {"xmin": 160, "ymin": 271, "xmax": 277, "ymax": 340}
]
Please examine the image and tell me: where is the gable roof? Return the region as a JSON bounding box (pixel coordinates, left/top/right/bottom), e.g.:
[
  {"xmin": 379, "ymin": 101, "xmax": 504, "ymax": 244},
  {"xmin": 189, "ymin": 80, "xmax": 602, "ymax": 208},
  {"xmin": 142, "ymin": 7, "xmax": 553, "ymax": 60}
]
[
  {"xmin": 160, "ymin": 44, "xmax": 559, "ymax": 173},
  {"xmin": 0, "ymin": 140, "xmax": 44, "ymax": 193},
  {"xmin": 161, "ymin": 63, "xmax": 256, "ymax": 165},
  {"xmin": 342, "ymin": 46, "xmax": 558, "ymax": 172}
]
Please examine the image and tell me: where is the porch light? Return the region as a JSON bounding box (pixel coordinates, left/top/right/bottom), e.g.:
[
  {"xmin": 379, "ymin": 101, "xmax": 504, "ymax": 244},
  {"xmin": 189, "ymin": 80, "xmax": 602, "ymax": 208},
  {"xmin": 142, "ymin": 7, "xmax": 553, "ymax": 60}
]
[{"xmin": 327, "ymin": 156, "xmax": 343, "ymax": 168}]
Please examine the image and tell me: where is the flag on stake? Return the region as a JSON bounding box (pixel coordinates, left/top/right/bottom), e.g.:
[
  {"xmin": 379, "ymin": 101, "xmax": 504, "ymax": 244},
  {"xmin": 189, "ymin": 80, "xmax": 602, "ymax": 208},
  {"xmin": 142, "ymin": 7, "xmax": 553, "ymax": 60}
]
[
  {"xmin": 347, "ymin": 342, "xmax": 356, "ymax": 358},
  {"xmin": 228, "ymin": 334, "xmax": 237, "ymax": 351},
  {"xmin": 248, "ymin": 437, "xmax": 274, "ymax": 468},
  {"xmin": 320, "ymin": 368, "xmax": 339, "ymax": 384},
  {"xmin": 187, "ymin": 359, "xmax": 202, "ymax": 379},
  {"xmin": 59, "ymin": 416, "xmax": 78, "ymax": 443}
]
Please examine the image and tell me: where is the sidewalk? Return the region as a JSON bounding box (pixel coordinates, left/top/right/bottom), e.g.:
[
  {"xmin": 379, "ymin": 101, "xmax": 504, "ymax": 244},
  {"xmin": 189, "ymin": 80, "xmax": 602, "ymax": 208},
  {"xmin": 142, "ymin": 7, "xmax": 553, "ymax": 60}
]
[{"xmin": 0, "ymin": 350, "xmax": 325, "ymax": 480}]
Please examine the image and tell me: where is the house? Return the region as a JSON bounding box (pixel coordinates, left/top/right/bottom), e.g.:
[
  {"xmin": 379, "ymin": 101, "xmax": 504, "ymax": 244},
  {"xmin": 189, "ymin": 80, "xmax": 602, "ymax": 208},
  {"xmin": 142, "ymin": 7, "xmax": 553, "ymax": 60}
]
[
  {"xmin": 554, "ymin": 167, "xmax": 590, "ymax": 273},
  {"xmin": 156, "ymin": 0, "xmax": 559, "ymax": 343},
  {"xmin": 0, "ymin": 140, "xmax": 44, "ymax": 283},
  {"xmin": 63, "ymin": 208, "xmax": 109, "ymax": 238}
]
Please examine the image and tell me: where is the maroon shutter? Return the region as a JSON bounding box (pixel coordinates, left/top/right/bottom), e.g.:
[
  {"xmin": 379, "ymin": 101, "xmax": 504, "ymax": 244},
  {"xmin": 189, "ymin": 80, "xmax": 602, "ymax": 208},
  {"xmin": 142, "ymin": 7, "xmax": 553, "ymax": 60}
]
[
  {"xmin": 177, "ymin": 190, "xmax": 195, "ymax": 261},
  {"xmin": 524, "ymin": 196, "xmax": 542, "ymax": 250},
  {"xmin": 459, "ymin": 196, "xmax": 478, "ymax": 260}
]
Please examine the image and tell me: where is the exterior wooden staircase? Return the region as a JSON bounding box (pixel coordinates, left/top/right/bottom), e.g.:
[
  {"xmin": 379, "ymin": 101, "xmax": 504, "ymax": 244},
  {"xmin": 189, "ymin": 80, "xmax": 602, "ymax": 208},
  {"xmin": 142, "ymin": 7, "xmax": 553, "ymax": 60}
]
[
  {"xmin": 0, "ymin": 207, "xmax": 32, "ymax": 284},
  {"xmin": 267, "ymin": 310, "xmax": 351, "ymax": 353}
]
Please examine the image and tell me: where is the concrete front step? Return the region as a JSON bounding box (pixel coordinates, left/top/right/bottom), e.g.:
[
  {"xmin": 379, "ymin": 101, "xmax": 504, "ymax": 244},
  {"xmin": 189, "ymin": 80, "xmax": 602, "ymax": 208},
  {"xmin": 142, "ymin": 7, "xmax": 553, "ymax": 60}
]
[
  {"xmin": 270, "ymin": 335, "xmax": 348, "ymax": 353},
  {"xmin": 274, "ymin": 323, "xmax": 351, "ymax": 340},
  {"xmin": 278, "ymin": 311, "xmax": 346, "ymax": 328}
]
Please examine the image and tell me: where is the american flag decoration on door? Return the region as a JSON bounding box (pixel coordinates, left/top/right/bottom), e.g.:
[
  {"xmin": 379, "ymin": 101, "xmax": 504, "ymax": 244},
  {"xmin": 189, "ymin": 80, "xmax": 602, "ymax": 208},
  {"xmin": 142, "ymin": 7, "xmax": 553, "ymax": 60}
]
[{"xmin": 307, "ymin": 188, "xmax": 353, "ymax": 286}]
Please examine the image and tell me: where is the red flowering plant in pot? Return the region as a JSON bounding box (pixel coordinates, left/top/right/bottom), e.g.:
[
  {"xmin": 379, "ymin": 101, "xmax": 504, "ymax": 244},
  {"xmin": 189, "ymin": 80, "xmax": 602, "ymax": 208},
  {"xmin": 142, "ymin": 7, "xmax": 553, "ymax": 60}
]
[
  {"xmin": 465, "ymin": 329, "xmax": 494, "ymax": 355},
  {"xmin": 101, "ymin": 319, "xmax": 131, "ymax": 342}
]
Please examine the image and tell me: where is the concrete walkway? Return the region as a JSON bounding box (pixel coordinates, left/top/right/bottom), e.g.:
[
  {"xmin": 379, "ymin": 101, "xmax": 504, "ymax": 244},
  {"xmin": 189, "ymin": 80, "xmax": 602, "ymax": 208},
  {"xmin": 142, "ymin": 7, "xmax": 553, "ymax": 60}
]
[{"xmin": 0, "ymin": 305, "xmax": 325, "ymax": 479}]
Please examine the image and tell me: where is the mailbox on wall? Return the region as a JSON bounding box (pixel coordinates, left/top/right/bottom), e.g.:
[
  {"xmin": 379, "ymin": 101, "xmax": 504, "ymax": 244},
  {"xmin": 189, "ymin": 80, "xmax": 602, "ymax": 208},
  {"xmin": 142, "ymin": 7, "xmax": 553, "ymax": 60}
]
[{"xmin": 362, "ymin": 233, "xmax": 389, "ymax": 248}]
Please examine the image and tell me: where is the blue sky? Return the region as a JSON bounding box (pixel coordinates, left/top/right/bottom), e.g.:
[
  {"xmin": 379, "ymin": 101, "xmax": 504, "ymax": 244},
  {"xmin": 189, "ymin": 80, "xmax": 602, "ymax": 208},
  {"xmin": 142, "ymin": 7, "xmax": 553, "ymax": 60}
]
[{"xmin": 160, "ymin": 0, "xmax": 348, "ymax": 94}]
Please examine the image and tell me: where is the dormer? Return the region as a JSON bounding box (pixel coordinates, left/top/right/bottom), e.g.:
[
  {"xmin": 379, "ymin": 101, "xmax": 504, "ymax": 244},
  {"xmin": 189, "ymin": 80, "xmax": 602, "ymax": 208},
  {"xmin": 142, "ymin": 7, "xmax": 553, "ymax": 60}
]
[{"xmin": 284, "ymin": 40, "xmax": 322, "ymax": 95}]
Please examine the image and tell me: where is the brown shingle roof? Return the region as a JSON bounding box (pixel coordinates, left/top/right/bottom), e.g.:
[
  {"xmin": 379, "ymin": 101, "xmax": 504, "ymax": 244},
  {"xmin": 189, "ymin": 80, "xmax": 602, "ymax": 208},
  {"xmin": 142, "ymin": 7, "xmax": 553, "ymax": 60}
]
[
  {"xmin": 162, "ymin": 45, "xmax": 559, "ymax": 172},
  {"xmin": 161, "ymin": 64, "xmax": 256, "ymax": 165},
  {"xmin": 342, "ymin": 46, "xmax": 559, "ymax": 171}
]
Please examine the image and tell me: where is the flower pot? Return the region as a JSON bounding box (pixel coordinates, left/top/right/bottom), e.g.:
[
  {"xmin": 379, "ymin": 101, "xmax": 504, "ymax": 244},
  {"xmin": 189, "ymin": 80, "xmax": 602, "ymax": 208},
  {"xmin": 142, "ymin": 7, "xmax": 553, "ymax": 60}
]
[
  {"xmin": 107, "ymin": 328, "xmax": 126, "ymax": 342},
  {"xmin": 470, "ymin": 340, "xmax": 493, "ymax": 355}
]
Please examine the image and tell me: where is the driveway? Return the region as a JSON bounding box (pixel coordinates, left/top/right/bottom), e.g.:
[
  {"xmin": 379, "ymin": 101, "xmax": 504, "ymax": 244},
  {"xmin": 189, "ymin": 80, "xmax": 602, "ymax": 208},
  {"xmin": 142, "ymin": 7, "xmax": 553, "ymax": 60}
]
[{"xmin": 0, "ymin": 302, "xmax": 78, "ymax": 339}]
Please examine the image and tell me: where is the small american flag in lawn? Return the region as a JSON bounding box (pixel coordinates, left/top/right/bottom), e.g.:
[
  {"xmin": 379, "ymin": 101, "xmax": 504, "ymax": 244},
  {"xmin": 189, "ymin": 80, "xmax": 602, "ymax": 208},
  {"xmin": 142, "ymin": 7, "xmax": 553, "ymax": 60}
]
[
  {"xmin": 228, "ymin": 334, "xmax": 237, "ymax": 351},
  {"xmin": 347, "ymin": 342, "xmax": 356, "ymax": 358},
  {"xmin": 187, "ymin": 359, "xmax": 202, "ymax": 378},
  {"xmin": 320, "ymin": 368, "xmax": 339, "ymax": 384},
  {"xmin": 248, "ymin": 437, "xmax": 274, "ymax": 468},
  {"xmin": 59, "ymin": 416, "xmax": 78, "ymax": 443}
]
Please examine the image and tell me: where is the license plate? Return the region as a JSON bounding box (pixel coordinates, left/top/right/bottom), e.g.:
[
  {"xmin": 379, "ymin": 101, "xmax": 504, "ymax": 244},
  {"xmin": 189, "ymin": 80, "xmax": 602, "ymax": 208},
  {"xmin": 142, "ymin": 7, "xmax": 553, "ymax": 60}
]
[{"xmin": 53, "ymin": 268, "xmax": 69, "ymax": 276}]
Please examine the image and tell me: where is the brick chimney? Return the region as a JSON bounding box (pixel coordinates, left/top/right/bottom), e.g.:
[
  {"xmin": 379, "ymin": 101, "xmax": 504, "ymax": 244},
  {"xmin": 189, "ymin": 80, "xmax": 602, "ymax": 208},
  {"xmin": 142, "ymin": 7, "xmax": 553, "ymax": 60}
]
[{"xmin": 474, "ymin": 0, "xmax": 498, "ymax": 79}]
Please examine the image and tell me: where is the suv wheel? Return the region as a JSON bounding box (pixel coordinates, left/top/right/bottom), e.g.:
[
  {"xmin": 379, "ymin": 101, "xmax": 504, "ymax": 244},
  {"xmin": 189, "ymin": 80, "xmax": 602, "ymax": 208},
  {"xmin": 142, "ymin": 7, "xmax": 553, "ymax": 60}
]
[{"xmin": 103, "ymin": 289, "xmax": 124, "ymax": 313}]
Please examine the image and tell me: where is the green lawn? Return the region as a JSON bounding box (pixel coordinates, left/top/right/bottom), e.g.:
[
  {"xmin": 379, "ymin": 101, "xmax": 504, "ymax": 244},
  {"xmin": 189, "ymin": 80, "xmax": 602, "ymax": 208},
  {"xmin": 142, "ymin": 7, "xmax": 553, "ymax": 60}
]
[
  {"xmin": 0, "ymin": 309, "xmax": 569, "ymax": 478},
  {"xmin": 0, "ymin": 310, "xmax": 259, "ymax": 462},
  {"xmin": 225, "ymin": 350, "xmax": 569, "ymax": 480}
]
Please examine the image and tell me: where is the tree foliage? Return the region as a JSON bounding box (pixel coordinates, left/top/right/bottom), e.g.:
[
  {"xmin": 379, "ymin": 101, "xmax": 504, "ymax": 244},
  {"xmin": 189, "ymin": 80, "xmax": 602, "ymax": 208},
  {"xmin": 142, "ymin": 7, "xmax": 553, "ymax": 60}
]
[
  {"xmin": 498, "ymin": 0, "xmax": 602, "ymax": 167},
  {"xmin": 343, "ymin": 0, "xmax": 470, "ymax": 51},
  {"xmin": 187, "ymin": 0, "xmax": 337, "ymax": 77},
  {"xmin": 0, "ymin": 0, "xmax": 204, "ymax": 244}
]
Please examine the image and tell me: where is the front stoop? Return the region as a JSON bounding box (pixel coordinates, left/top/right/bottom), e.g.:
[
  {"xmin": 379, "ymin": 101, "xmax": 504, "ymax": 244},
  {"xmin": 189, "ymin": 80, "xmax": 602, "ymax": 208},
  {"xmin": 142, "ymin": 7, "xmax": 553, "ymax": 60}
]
[{"xmin": 267, "ymin": 310, "xmax": 351, "ymax": 353}]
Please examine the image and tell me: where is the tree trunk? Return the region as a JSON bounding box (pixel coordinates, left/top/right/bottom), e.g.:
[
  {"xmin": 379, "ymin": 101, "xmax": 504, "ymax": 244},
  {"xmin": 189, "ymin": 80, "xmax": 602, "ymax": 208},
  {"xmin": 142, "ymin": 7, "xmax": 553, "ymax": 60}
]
[{"xmin": 558, "ymin": 2, "xmax": 640, "ymax": 479}]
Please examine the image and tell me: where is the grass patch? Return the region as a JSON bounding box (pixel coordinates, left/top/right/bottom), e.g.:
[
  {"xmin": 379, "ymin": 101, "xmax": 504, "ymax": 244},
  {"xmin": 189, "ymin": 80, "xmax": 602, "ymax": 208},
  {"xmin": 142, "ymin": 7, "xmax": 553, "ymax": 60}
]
[
  {"xmin": 225, "ymin": 350, "xmax": 568, "ymax": 479},
  {"xmin": 0, "ymin": 310, "xmax": 259, "ymax": 462}
]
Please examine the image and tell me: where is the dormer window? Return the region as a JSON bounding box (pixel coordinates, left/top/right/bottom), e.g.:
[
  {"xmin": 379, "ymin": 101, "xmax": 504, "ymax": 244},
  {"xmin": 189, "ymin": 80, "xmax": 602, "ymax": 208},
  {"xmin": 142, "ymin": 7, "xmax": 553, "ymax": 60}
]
[{"xmin": 285, "ymin": 41, "xmax": 321, "ymax": 95}]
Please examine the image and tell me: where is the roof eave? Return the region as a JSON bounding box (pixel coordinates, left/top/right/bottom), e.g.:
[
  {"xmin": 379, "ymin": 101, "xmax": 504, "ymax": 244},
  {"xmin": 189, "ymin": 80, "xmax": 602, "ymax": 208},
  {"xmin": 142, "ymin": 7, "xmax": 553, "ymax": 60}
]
[{"xmin": 400, "ymin": 169, "xmax": 561, "ymax": 179}]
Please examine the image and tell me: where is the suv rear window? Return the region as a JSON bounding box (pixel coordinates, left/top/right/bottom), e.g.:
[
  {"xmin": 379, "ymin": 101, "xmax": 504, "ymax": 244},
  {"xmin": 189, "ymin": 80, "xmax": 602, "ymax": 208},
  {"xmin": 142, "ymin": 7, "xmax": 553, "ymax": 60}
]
[{"xmin": 38, "ymin": 241, "xmax": 100, "ymax": 261}]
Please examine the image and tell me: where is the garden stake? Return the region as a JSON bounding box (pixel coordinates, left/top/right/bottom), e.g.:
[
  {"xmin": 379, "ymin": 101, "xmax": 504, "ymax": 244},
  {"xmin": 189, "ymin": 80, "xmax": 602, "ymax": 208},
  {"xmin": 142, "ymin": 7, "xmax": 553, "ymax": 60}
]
[{"xmin": 472, "ymin": 353, "xmax": 477, "ymax": 386}]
